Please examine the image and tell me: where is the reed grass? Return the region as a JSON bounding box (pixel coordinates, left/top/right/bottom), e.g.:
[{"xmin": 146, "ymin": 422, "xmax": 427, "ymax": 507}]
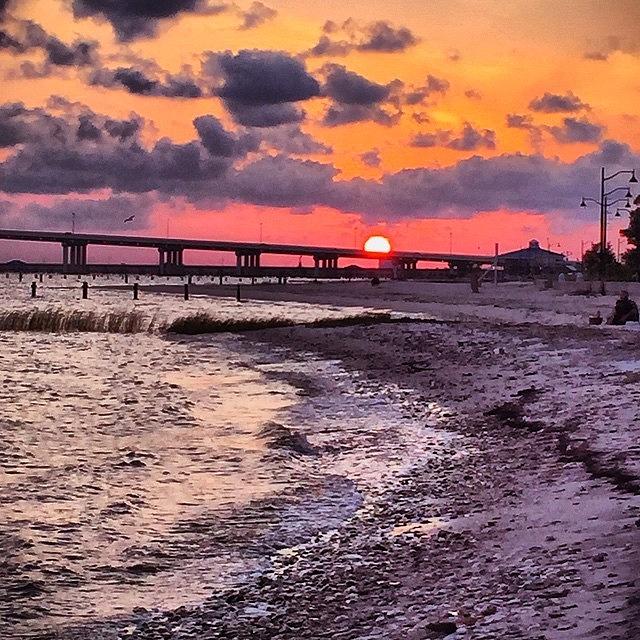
[
  {"xmin": 166, "ymin": 311, "xmax": 417, "ymax": 334},
  {"xmin": 0, "ymin": 308, "xmax": 150, "ymax": 333}
]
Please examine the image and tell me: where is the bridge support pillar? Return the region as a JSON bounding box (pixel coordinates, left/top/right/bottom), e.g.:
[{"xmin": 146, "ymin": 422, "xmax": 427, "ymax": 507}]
[
  {"xmin": 235, "ymin": 251, "xmax": 261, "ymax": 274},
  {"xmin": 62, "ymin": 242, "xmax": 88, "ymax": 273},
  {"xmin": 158, "ymin": 246, "xmax": 184, "ymax": 274}
]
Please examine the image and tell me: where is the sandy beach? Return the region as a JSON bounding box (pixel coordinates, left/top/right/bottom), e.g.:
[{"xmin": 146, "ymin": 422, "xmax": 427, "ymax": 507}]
[{"xmin": 48, "ymin": 279, "xmax": 639, "ymax": 640}]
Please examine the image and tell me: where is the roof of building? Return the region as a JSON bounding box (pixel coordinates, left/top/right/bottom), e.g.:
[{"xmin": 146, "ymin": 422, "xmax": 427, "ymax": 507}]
[{"xmin": 499, "ymin": 239, "xmax": 565, "ymax": 261}]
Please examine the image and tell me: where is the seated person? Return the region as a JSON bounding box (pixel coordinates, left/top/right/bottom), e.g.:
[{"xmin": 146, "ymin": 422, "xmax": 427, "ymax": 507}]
[{"xmin": 608, "ymin": 290, "xmax": 639, "ymax": 325}]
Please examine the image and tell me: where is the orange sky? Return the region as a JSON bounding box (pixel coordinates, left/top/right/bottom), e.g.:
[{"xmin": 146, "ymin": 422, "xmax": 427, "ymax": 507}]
[{"xmin": 1, "ymin": 0, "xmax": 639, "ymax": 262}]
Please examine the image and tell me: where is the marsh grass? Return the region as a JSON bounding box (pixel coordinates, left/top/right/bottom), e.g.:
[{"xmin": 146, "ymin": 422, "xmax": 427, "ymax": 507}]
[
  {"xmin": 0, "ymin": 308, "xmax": 152, "ymax": 333},
  {"xmin": 166, "ymin": 311, "xmax": 420, "ymax": 334},
  {"xmin": 0, "ymin": 308, "xmax": 424, "ymax": 335}
]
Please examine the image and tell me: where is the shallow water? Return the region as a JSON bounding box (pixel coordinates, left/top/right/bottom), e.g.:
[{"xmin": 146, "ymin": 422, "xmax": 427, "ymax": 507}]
[{"xmin": 0, "ymin": 277, "xmax": 449, "ymax": 638}]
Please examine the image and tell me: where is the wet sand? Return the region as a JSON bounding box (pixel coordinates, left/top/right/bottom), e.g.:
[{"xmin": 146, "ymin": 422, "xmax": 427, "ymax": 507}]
[{"xmin": 57, "ymin": 281, "xmax": 640, "ymax": 639}]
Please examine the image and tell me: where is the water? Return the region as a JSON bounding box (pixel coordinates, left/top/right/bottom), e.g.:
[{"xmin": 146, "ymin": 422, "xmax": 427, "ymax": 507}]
[{"xmin": 0, "ymin": 275, "xmax": 447, "ymax": 638}]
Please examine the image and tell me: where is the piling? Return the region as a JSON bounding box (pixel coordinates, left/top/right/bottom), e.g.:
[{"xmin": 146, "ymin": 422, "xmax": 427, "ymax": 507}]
[
  {"xmin": 133, "ymin": 283, "xmax": 139, "ymax": 300},
  {"xmin": 188, "ymin": 275, "xmax": 193, "ymax": 284},
  {"xmin": 184, "ymin": 283, "xmax": 189, "ymax": 300},
  {"xmin": 39, "ymin": 273, "xmax": 43, "ymax": 283},
  {"xmin": 124, "ymin": 273, "xmax": 129, "ymax": 284},
  {"xmin": 31, "ymin": 282, "xmax": 37, "ymax": 298},
  {"xmin": 19, "ymin": 273, "xmax": 23, "ymax": 282},
  {"xmin": 219, "ymin": 274, "xmax": 223, "ymax": 285},
  {"xmin": 236, "ymin": 284, "xmax": 241, "ymax": 302},
  {"xmin": 82, "ymin": 281, "xmax": 89, "ymax": 299}
]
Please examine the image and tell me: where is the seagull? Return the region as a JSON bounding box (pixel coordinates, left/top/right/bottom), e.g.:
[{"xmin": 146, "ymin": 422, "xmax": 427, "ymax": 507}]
[{"xmin": 123, "ymin": 215, "xmax": 135, "ymax": 223}]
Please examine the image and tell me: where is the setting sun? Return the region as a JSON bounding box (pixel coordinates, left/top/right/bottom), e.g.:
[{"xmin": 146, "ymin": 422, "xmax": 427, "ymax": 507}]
[{"xmin": 364, "ymin": 235, "xmax": 392, "ymax": 253}]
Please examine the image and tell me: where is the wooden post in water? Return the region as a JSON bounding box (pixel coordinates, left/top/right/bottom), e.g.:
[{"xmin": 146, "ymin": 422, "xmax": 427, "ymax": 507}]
[
  {"xmin": 82, "ymin": 281, "xmax": 88, "ymax": 299},
  {"xmin": 19, "ymin": 273, "xmax": 23, "ymax": 282},
  {"xmin": 184, "ymin": 283, "xmax": 189, "ymax": 300},
  {"xmin": 124, "ymin": 273, "xmax": 129, "ymax": 284},
  {"xmin": 188, "ymin": 275, "xmax": 193, "ymax": 284},
  {"xmin": 39, "ymin": 273, "xmax": 43, "ymax": 283},
  {"xmin": 219, "ymin": 274, "xmax": 223, "ymax": 285},
  {"xmin": 31, "ymin": 282, "xmax": 37, "ymax": 298},
  {"xmin": 236, "ymin": 284, "xmax": 241, "ymax": 302},
  {"xmin": 133, "ymin": 283, "xmax": 139, "ymax": 300}
]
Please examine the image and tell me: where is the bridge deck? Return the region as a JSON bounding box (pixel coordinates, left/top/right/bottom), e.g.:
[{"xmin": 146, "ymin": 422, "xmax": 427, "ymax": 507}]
[{"xmin": 0, "ymin": 229, "xmax": 494, "ymax": 264}]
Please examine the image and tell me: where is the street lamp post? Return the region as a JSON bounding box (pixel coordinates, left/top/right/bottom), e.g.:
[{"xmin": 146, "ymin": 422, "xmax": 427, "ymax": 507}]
[{"xmin": 580, "ymin": 167, "xmax": 636, "ymax": 293}]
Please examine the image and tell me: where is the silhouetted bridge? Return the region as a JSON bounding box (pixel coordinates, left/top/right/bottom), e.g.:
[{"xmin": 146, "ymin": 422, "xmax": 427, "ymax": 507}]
[{"xmin": 0, "ymin": 229, "xmax": 495, "ymax": 277}]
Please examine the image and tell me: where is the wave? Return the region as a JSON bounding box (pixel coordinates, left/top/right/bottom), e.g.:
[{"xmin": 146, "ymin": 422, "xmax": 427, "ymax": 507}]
[{"xmin": 258, "ymin": 422, "xmax": 319, "ymax": 456}]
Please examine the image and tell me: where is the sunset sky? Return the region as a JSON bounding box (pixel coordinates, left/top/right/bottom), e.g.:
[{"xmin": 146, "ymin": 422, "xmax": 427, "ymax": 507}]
[{"xmin": 1, "ymin": 0, "xmax": 640, "ymax": 263}]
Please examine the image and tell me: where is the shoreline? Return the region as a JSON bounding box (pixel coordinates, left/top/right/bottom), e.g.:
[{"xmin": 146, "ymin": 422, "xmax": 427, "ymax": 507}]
[
  {"xmin": 36, "ymin": 282, "xmax": 640, "ymax": 639},
  {"xmin": 54, "ymin": 310, "xmax": 640, "ymax": 639}
]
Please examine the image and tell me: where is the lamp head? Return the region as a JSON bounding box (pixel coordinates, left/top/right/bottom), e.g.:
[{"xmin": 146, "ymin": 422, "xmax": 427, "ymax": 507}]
[
  {"xmin": 626, "ymin": 188, "xmax": 633, "ymax": 198},
  {"xmin": 580, "ymin": 197, "xmax": 587, "ymax": 207},
  {"xmin": 630, "ymin": 170, "xmax": 638, "ymax": 183},
  {"xmin": 615, "ymin": 211, "xmax": 621, "ymax": 217},
  {"xmin": 625, "ymin": 199, "xmax": 631, "ymax": 208}
]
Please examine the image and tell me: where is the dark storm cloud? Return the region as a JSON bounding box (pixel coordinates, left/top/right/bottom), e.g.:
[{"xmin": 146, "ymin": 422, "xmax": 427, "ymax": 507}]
[
  {"xmin": 447, "ymin": 123, "xmax": 496, "ymax": 151},
  {"xmin": 0, "ymin": 29, "xmax": 23, "ymax": 50},
  {"xmin": 306, "ymin": 36, "xmax": 352, "ymax": 58},
  {"xmin": 360, "ymin": 149, "xmax": 381, "ymax": 167},
  {"xmin": 44, "ymin": 37, "xmax": 97, "ymax": 66},
  {"xmin": 222, "ymin": 155, "xmax": 339, "ymax": 207},
  {"xmin": 104, "ymin": 117, "xmax": 142, "ymax": 141},
  {"xmin": 0, "ymin": 103, "xmax": 253, "ymax": 195},
  {"xmin": 70, "ymin": 0, "xmax": 227, "ymax": 41},
  {"xmin": 410, "ymin": 132, "xmax": 439, "ymax": 147},
  {"xmin": 318, "ymin": 65, "xmax": 403, "ymax": 127},
  {"xmin": 404, "ymin": 75, "xmax": 450, "ymax": 105},
  {"xmin": 77, "ymin": 114, "xmax": 102, "ymax": 140},
  {"xmin": 0, "ymin": 0, "xmax": 13, "ymax": 19},
  {"xmin": 411, "ymin": 124, "xmax": 495, "ymax": 151},
  {"xmin": 548, "ymin": 117, "xmax": 603, "ymax": 144},
  {"xmin": 239, "ymin": 1, "xmax": 276, "ymax": 30},
  {"xmin": 304, "ymin": 19, "xmax": 418, "ymax": 57},
  {"xmin": 322, "ymin": 103, "xmax": 400, "ymax": 127},
  {"xmin": 90, "ymin": 67, "xmax": 203, "ymax": 98},
  {"xmin": 258, "ymin": 124, "xmax": 332, "ymax": 155},
  {"xmin": 193, "ymin": 114, "xmax": 259, "ymax": 156},
  {"xmin": 1, "ymin": 101, "xmax": 637, "ymax": 225},
  {"xmin": 0, "ymin": 102, "xmax": 69, "ymax": 147},
  {"xmin": 225, "ymin": 102, "xmax": 305, "ymax": 127},
  {"xmin": 322, "ymin": 64, "xmax": 390, "ymax": 105},
  {"xmin": 210, "ymin": 50, "xmax": 320, "ymax": 105},
  {"xmin": 529, "ymin": 91, "xmax": 589, "ymax": 113},
  {"xmin": 506, "ymin": 113, "xmax": 535, "ymax": 129},
  {"xmin": 0, "ymin": 20, "xmax": 98, "ymax": 76},
  {"xmin": 357, "ymin": 21, "xmax": 418, "ymax": 52}
]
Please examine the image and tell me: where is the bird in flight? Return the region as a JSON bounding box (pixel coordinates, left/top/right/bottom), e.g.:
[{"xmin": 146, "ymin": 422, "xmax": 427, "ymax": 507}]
[{"xmin": 123, "ymin": 215, "xmax": 135, "ymax": 223}]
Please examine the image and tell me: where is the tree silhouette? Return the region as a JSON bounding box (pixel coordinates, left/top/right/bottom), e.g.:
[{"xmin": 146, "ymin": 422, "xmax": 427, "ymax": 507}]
[{"xmin": 621, "ymin": 195, "xmax": 640, "ymax": 277}]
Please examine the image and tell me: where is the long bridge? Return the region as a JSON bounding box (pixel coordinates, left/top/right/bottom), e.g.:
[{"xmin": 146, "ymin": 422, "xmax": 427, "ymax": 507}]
[{"xmin": 0, "ymin": 229, "xmax": 495, "ymax": 277}]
